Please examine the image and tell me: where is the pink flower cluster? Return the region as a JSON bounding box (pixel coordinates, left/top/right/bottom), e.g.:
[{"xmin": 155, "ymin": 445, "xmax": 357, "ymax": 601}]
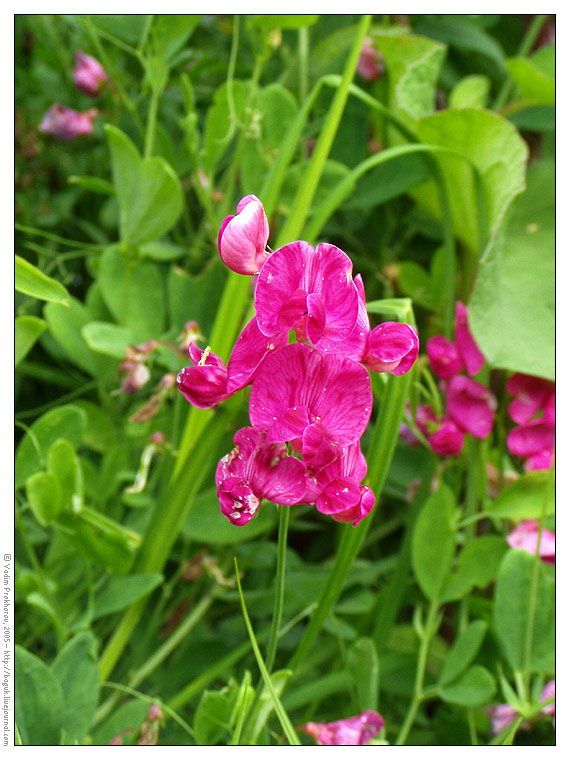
[
  {"xmin": 486, "ymin": 679, "xmax": 555, "ymax": 736},
  {"xmin": 177, "ymin": 196, "xmax": 419, "ymax": 527},
  {"xmin": 402, "ymin": 302, "xmax": 496, "ymax": 456},
  {"xmin": 39, "ymin": 51, "xmax": 107, "ymax": 141},
  {"xmin": 299, "ymin": 710, "xmax": 384, "ymax": 745},
  {"xmin": 505, "ymin": 374, "xmax": 555, "ymax": 471}
]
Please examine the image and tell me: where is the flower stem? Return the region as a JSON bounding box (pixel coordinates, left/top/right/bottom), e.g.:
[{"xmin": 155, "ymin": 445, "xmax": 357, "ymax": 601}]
[{"xmin": 265, "ymin": 505, "xmax": 291, "ymax": 673}]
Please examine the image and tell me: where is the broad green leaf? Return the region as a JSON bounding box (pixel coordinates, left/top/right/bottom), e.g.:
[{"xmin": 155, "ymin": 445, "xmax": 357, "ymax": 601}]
[
  {"xmin": 73, "ymin": 400, "xmax": 117, "ymax": 453},
  {"xmin": 411, "ymin": 484, "xmax": 456, "ymax": 601},
  {"xmin": 509, "ymin": 105, "xmax": 554, "ymax": 132},
  {"xmin": 374, "ymin": 30, "xmax": 446, "ymax": 121},
  {"xmin": 181, "ymin": 488, "xmax": 277, "ymax": 545},
  {"xmin": 487, "ymin": 471, "xmax": 555, "ymax": 520},
  {"xmin": 15, "ymin": 646, "xmax": 64, "ymax": 745},
  {"xmin": 250, "ymin": 14, "xmax": 319, "ymax": 28},
  {"xmin": 105, "ymin": 125, "xmax": 183, "ymax": 246},
  {"xmin": 493, "ymin": 549, "xmax": 555, "ymax": 673},
  {"xmin": 414, "ymin": 19, "xmax": 506, "ymax": 73},
  {"xmin": 140, "ymin": 240, "xmax": 185, "ymax": 261},
  {"xmin": 52, "ymin": 632, "xmax": 100, "ymax": 745},
  {"xmin": 93, "ymin": 573, "xmax": 163, "ymax": 619},
  {"xmin": 440, "ymin": 536, "xmax": 507, "ymax": 602},
  {"xmin": 346, "ymin": 152, "xmax": 430, "ymax": 210},
  {"xmin": 15, "ymin": 405, "xmax": 87, "ymax": 489},
  {"xmin": 26, "ymin": 472, "xmax": 63, "ymax": 526},
  {"xmin": 47, "ymin": 438, "xmax": 83, "ymax": 509},
  {"xmin": 89, "ymin": 14, "xmax": 148, "ymax": 45},
  {"xmin": 82, "ymin": 321, "xmax": 135, "ymax": 359},
  {"xmin": 15, "ymin": 255, "xmax": 70, "ymax": 305},
  {"xmin": 413, "ymin": 108, "xmax": 528, "ymax": 253},
  {"xmin": 168, "ymin": 261, "xmax": 226, "ymax": 335},
  {"xmin": 151, "ymin": 14, "xmax": 202, "ymax": 60},
  {"xmin": 439, "ymin": 621, "xmax": 488, "ymax": 686},
  {"xmin": 449, "ymin": 74, "xmax": 490, "ymax": 109},
  {"xmin": 439, "ymin": 664, "xmax": 495, "ymax": 707},
  {"xmin": 92, "ymin": 699, "xmax": 148, "ymax": 746},
  {"xmin": 194, "ymin": 688, "xmax": 236, "ymax": 745},
  {"xmin": 469, "ymin": 160, "xmax": 554, "ymax": 379},
  {"xmin": 201, "ymin": 80, "xmax": 249, "ymax": 174},
  {"xmin": 98, "ymin": 247, "xmax": 165, "ymax": 341},
  {"xmin": 347, "ymin": 637, "xmax": 380, "ymax": 711},
  {"xmin": 44, "ymin": 298, "xmax": 108, "ymax": 376},
  {"xmin": 65, "ymin": 507, "xmax": 141, "ymax": 574},
  {"xmin": 506, "ymin": 45, "xmax": 555, "ymax": 104},
  {"xmin": 256, "ymin": 84, "xmax": 298, "ymax": 153},
  {"xmin": 15, "ymin": 315, "xmax": 46, "ymax": 366}
]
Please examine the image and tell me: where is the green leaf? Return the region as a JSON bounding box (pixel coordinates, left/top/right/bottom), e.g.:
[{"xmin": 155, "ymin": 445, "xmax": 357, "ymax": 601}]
[
  {"xmin": 15, "ymin": 646, "xmax": 64, "ymax": 745},
  {"xmin": 494, "ymin": 549, "xmax": 554, "ymax": 673},
  {"xmin": 139, "ymin": 240, "xmax": 185, "ymax": 261},
  {"xmin": 15, "ymin": 316, "xmax": 46, "ymax": 366},
  {"xmin": 487, "ymin": 471, "xmax": 555, "ymax": 520},
  {"xmin": 181, "ymin": 489, "xmax": 277, "ymax": 545},
  {"xmin": 44, "ymin": 298, "xmax": 109, "ymax": 376},
  {"xmin": 73, "ymin": 400, "xmax": 117, "ymax": 453},
  {"xmin": 449, "ymin": 74, "xmax": 490, "ymax": 109},
  {"xmin": 16, "ymin": 405, "xmax": 87, "ymax": 489},
  {"xmin": 68, "ymin": 175, "xmax": 115, "ymax": 195},
  {"xmin": 346, "ymin": 152, "xmax": 430, "ymax": 210},
  {"xmin": 93, "ymin": 573, "xmax": 163, "ymax": 619},
  {"xmin": 47, "ymin": 438, "xmax": 83, "ymax": 510},
  {"xmin": 509, "ymin": 105, "xmax": 554, "ymax": 132},
  {"xmin": 256, "ymin": 84, "xmax": 298, "ymax": 153},
  {"xmin": 82, "ymin": 321, "xmax": 135, "ymax": 359},
  {"xmin": 201, "ymin": 80, "xmax": 249, "ymax": 174},
  {"xmin": 347, "ymin": 637, "xmax": 380, "ymax": 712},
  {"xmin": 439, "ymin": 621, "xmax": 488, "ymax": 686},
  {"xmin": 439, "ymin": 664, "xmax": 495, "ymax": 706},
  {"xmin": 26, "ymin": 470, "xmax": 65, "ymax": 527},
  {"xmin": 105, "ymin": 125, "xmax": 183, "ymax": 246},
  {"xmin": 15, "ymin": 255, "xmax": 70, "ymax": 305},
  {"xmin": 52, "ymin": 632, "xmax": 100, "ymax": 745},
  {"xmin": 374, "ymin": 30, "xmax": 446, "ymax": 121},
  {"xmin": 151, "ymin": 14, "xmax": 202, "ymax": 60},
  {"xmin": 250, "ymin": 14, "xmax": 319, "ymax": 28},
  {"xmin": 469, "ymin": 160, "xmax": 554, "ymax": 379},
  {"xmin": 414, "ymin": 19, "xmax": 506, "ymax": 73},
  {"xmin": 168, "ymin": 261, "xmax": 226, "ymax": 335},
  {"xmin": 98, "ymin": 247, "xmax": 165, "ymax": 341},
  {"xmin": 506, "ymin": 45, "xmax": 555, "ymax": 104},
  {"xmin": 247, "ymin": 671, "xmax": 292, "ymax": 744},
  {"xmin": 413, "ymin": 108, "xmax": 528, "ymax": 254},
  {"xmin": 440, "ymin": 536, "xmax": 508, "ymax": 602},
  {"xmin": 411, "ymin": 484, "xmax": 456, "ymax": 601},
  {"xmin": 91, "ymin": 699, "xmax": 148, "ymax": 746},
  {"xmin": 194, "ymin": 688, "xmax": 236, "ymax": 745},
  {"xmin": 66, "ymin": 507, "xmax": 141, "ymax": 574}
]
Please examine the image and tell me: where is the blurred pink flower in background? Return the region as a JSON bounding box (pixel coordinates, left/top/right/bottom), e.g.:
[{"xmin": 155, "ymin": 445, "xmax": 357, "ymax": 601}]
[
  {"xmin": 507, "ymin": 520, "xmax": 555, "ymax": 564},
  {"xmin": 455, "ymin": 301, "xmax": 485, "ymax": 376},
  {"xmin": 38, "ymin": 104, "xmax": 98, "ymax": 141},
  {"xmin": 299, "ymin": 710, "xmax": 384, "ymax": 745},
  {"xmin": 357, "ymin": 39, "xmax": 383, "ymax": 81},
  {"xmin": 74, "ymin": 50, "xmax": 108, "ymax": 96}
]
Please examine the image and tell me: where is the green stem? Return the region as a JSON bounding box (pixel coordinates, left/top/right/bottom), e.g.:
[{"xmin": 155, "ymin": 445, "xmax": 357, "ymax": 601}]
[
  {"xmin": 493, "ymin": 15, "xmax": 549, "ymax": 110},
  {"xmin": 298, "ymin": 26, "xmax": 309, "ymax": 119},
  {"xmin": 265, "ymin": 506, "xmax": 291, "ymax": 673},
  {"xmin": 395, "ymin": 599, "xmax": 440, "ymax": 745},
  {"xmin": 458, "ymin": 437, "xmax": 483, "ymax": 631},
  {"xmin": 278, "ymin": 15, "xmax": 372, "ymax": 244},
  {"xmin": 144, "ymin": 86, "xmax": 161, "ymax": 159}
]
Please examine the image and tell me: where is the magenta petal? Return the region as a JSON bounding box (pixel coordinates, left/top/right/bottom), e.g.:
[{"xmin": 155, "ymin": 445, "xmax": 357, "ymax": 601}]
[
  {"xmin": 237, "ymin": 194, "xmax": 261, "ymax": 213},
  {"xmin": 543, "ymin": 392, "xmax": 555, "ymax": 425},
  {"xmin": 314, "ymin": 273, "xmax": 369, "ymax": 363},
  {"xmin": 506, "ymin": 373, "xmax": 554, "ymax": 424},
  {"xmin": 226, "ymin": 318, "xmax": 287, "ymax": 394},
  {"xmin": 428, "ymin": 420, "xmax": 465, "ymax": 456},
  {"xmin": 301, "ymin": 711, "xmax": 384, "ymax": 746},
  {"xmin": 507, "ymin": 420, "xmax": 555, "ymax": 458},
  {"xmin": 317, "ymin": 478, "xmax": 361, "ymax": 515},
  {"xmin": 455, "ymin": 301, "xmax": 485, "ymax": 376},
  {"xmin": 254, "ymin": 241, "xmax": 312, "ymax": 336},
  {"xmin": 306, "ymin": 292, "xmax": 327, "ymax": 344},
  {"xmin": 364, "ymin": 323, "xmax": 419, "ymax": 375},
  {"xmin": 255, "ymin": 455, "xmax": 309, "ymax": 505},
  {"xmin": 507, "ymin": 520, "xmax": 555, "ymax": 563},
  {"xmin": 525, "ymin": 448, "xmax": 554, "ymax": 472},
  {"xmin": 177, "ymin": 364, "xmax": 228, "ymax": 409},
  {"xmin": 302, "ymin": 423, "xmax": 338, "ymax": 469},
  {"xmin": 426, "ymin": 335, "xmax": 464, "ymax": 379},
  {"xmin": 308, "ymin": 243, "xmax": 359, "ymax": 341},
  {"xmin": 267, "ymin": 406, "xmax": 310, "ymax": 443},
  {"xmin": 39, "ymin": 104, "xmax": 98, "ymax": 141},
  {"xmin": 218, "ymin": 197, "xmax": 270, "ymax": 275},
  {"xmin": 446, "ymin": 375, "xmax": 496, "ymax": 439}
]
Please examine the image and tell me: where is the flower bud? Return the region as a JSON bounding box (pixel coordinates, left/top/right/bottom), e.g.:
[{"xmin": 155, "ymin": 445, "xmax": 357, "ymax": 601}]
[
  {"xmin": 357, "ymin": 39, "xmax": 383, "ymax": 81},
  {"xmin": 218, "ymin": 195, "xmax": 270, "ymax": 275},
  {"xmin": 74, "ymin": 50, "xmax": 108, "ymax": 97},
  {"xmin": 38, "ymin": 104, "xmax": 98, "ymax": 141}
]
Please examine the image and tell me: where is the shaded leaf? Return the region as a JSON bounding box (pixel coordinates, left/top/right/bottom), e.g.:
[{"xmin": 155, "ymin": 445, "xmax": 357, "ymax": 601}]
[
  {"xmin": 15, "ymin": 646, "xmax": 63, "ymax": 745},
  {"xmin": 15, "ymin": 316, "xmax": 46, "ymax": 366},
  {"xmin": 439, "ymin": 664, "xmax": 495, "ymax": 706},
  {"xmin": 15, "ymin": 255, "xmax": 70, "ymax": 305}
]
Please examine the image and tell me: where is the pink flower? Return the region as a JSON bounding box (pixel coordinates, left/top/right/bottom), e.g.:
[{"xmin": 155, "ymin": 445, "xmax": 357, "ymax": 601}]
[
  {"xmin": 446, "ymin": 375, "xmax": 496, "ymax": 439},
  {"xmin": 305, "ymin": 442, "xmax": 375, "ymax": 526},
  {"xmin": 218, "ymin": 195, "xmax": 270, "ymax": 275},
  {"xmin": 313, "ymin": 274, "xmax": 418, "ymax": 375},
  {"xmin": 485, "ymin": 704, "xmax": 530, "ymax": 736},
  {"xmin": 254, "ymin": 241, "xmax": 359, "ymax": 344},
  {"xmin": 426, "ymin": 335, "xmax": 464, "ymax": 379},
  {"xmin": 363, "ymin": 322, "xmax": 419, "ymax": 375},
  {"xmin": 506, "ymin": 373, "xmax": 555, "ymax": 424},
  {"xmin": 216, "ymin": 427, "xmax": 309, "ymax": 525},
  {"xmin": 176, "ymin": 318, "xmax": 287, "ymax": 409},
  {"xmin": 540, "ymin": 680, "xmax": 555, "ymax": 726},
  {"xmin": 455, "ymin": 301, "xmax": 485, "ymax": 376},
  {"xmin": 38, "ymin": 104, "xmax": 98, "ymax": 141},
  {"xmin": 506, "ymin": 420, "xmax": 555, "ymax": 459},
  {"xmin": 357, "ymin": 39, "xmax": 383, "ymax": 82},
  {"xmin": 74, "ymin": 50, "xmax": 107, "ymax": 97},
  {"xmin": 428, "ymin": 420, "xmax": 465, "ymax": 456},
  {"xmin": 249, "ymin": 343, "xmax": 372, "ymax": 467},
  {"xmin": 299, "ymin": 710, "xmax": 384, "ymax": 745},
  {"xmin": 507, "ymin": 520, "xmax": 555, "ymax": 564}
]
